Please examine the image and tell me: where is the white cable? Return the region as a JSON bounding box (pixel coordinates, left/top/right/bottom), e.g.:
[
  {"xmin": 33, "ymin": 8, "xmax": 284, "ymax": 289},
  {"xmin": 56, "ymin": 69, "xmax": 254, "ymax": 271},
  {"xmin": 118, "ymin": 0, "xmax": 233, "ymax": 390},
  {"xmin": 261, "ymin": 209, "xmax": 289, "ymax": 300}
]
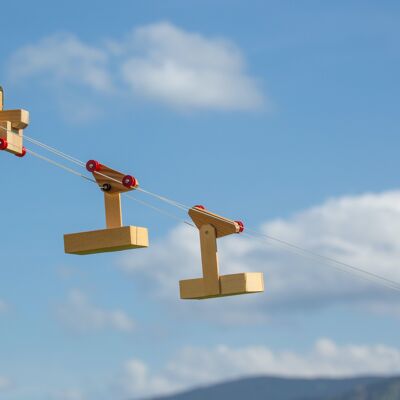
[
  {"xmin": 242, "ymin": 230, "xmax": 400, "ymax": 292},
  {"xmin": 135, "ymin": 187, "xmax": 189, "ymax": 211},
  {"xmin": 125, "ymin": 193, "xmax": 194, "ymax": 227},
  {"xmin": 25, "ymin": 147, "xmax": 194, "ymax": 227},
  {"xmin": 4, "ymin": 125, "xmax": 400, "ymax": 292},
  {"xmin": 24, "ymin": 135, "xmax": 85, "ymax": 167},
  {"xmin": 26, "ymin": 149, "xmax": 95, "ymax": 183},
  {"xmin": 1, "ymin": 125, "xmax": 189, "ymax": 211}
]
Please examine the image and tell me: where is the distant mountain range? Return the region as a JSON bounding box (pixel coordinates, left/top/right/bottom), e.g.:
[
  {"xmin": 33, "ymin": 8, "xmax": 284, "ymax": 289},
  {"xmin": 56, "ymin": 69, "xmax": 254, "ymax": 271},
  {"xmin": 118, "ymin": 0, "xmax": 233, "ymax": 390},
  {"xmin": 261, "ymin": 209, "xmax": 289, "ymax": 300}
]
[{"xmin": 142, "ymin": 376, "xmax": 400, "ymax": 400}]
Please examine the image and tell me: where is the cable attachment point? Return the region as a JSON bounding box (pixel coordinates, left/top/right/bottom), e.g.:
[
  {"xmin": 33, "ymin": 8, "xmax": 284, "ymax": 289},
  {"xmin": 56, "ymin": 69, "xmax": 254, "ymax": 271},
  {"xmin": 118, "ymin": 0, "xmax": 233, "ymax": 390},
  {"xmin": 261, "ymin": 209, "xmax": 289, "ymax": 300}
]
[{"xmin": 101, "ymin": 183, "xmax": 112, "ymax": 192}]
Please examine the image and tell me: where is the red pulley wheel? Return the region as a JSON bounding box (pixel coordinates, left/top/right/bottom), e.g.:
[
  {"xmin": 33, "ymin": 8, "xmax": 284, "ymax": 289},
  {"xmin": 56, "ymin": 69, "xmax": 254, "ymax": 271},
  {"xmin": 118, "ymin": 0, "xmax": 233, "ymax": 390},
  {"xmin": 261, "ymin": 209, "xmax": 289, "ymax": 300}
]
[
  {"xmin": 235, "ymin": 220, "xmax": 245, "ymax": 233},
  {"xmin": 0, "ymin": 138, "xmax": 8, "ymax": 150},
  {"xmin": 86, "ymin": 159, "xmax": 101, "ymax": 172},
  {"xmin": 122, "ymin": 175, "xmax": 137, "ymax": 188},
  {"xmin": 194, "ymin": 205, "xmax": 205, "ymax": 210},
  {"xmin": 15, "ymin": 147, "xmax": 27, "ymax": 158}
]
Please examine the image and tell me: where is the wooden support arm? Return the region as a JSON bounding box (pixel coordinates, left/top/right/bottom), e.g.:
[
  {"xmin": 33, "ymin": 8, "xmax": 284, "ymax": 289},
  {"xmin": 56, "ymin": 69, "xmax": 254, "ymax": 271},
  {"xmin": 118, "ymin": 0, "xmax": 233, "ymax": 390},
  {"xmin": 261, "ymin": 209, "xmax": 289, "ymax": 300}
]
[
  {"xmin": 104, "ymin": 193, "xmax": 123, "ymax": 228},
  {"xmin": 199, "ymin": 224, "xmax": 220, "ymax": 296}
]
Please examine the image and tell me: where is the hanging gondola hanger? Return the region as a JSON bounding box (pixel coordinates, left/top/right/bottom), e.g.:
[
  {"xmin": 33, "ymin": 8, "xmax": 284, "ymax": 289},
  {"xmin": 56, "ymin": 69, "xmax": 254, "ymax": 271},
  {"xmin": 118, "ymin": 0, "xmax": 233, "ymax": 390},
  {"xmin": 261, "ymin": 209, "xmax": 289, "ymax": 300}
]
[
  {"xmin": 2, "ymin": 88, "xmax": 400, "ymax": 299},
  {"xmin": 0, "ymin": 88, "xmax": 264, "ymax": 300},
  {"xmin": 63, "ymin": 159, "xmax": 149, "ymax": 255}
]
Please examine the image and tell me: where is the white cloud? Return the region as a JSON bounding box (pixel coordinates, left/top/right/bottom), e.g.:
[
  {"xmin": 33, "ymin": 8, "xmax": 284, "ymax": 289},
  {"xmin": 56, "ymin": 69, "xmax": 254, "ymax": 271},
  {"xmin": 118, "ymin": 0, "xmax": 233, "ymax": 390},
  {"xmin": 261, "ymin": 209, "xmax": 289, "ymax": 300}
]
[
  {"xmin": 0, "ymin": 376, "xmax": 11, "ymax": 391},
  {"xmin": 119, "ymin": 190, "xmax": 400, "ymax": 322},
  {"xmin": 118, "ymin": 338, "xmax": 400, "ymax": 398},
  {"xmin": 9, "ymin": 33, "xmax": 112, "ymax": 92},
  {"xmin": 120, "ymin": 22, "xmax": 265, "ymax": 110},
  {"xmin": 7, "ymin": 23, "xmax": 265, "ymax": 112},
  {"xmin": 57, "ymin": 289, "xmax": 135, "ymax": 333}
]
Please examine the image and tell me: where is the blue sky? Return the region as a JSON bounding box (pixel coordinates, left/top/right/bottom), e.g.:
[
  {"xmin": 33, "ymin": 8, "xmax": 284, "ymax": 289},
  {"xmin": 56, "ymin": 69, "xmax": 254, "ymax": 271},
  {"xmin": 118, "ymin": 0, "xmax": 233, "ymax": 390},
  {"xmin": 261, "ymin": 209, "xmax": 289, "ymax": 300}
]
[{"xmin": 1, "ymin": 1, "xmax": 400, "ymax": 399}]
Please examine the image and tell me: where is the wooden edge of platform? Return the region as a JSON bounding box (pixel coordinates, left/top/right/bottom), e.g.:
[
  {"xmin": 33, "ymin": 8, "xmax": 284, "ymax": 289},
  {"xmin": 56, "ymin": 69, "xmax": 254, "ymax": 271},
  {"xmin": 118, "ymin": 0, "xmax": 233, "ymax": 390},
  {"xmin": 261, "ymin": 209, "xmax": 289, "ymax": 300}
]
[
  {"xmin": 179, "ymin": 272, "xmax": 264, "ymax": 300},
  {"xmin": 64, "ymin": 225, "xmax": 149, "ymax": 255}
]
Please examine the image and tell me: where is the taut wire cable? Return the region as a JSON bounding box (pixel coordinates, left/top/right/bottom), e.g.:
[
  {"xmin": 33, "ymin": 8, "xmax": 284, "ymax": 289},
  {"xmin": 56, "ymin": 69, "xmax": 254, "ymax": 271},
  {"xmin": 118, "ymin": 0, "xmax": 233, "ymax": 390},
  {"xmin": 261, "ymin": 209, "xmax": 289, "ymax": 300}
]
[{"xmin": 2, "ymin": 125, "xmax": 400, "ymax": 292}]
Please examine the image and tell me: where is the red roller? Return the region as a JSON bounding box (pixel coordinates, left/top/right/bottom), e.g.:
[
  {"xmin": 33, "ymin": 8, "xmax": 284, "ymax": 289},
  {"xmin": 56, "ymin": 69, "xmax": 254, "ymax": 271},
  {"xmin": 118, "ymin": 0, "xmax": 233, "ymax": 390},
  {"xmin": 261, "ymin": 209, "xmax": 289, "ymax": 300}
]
[
  {"xmin": 15, "ymin": 147, "xmax": 27, "ymax": 158},
  {"xmin": 235, "ymin": 220, "xmax": 245, "ymax": 233},
  {"xmin": 122, "ymin": 175, "xmax": 137, "ymax": 188},
  {"xmin": 194, "ymin": 205, "xmax": 205, "ymax": 210},
  {"xmin": 86, "ymin": 159, "xmax": 101, "ymax": 172},
  {"xmin": 0, "ymin": 138, "xmax": 8, "ymax": 150}
]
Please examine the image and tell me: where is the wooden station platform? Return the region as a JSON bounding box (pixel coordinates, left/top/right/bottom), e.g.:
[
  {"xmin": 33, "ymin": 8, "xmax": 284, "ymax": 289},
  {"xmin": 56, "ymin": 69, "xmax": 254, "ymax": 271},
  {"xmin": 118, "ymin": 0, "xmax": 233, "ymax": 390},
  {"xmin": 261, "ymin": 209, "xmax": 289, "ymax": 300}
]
[{"xmin": 180, "ymin": 206, "xmax": 264, "ymax": 299}]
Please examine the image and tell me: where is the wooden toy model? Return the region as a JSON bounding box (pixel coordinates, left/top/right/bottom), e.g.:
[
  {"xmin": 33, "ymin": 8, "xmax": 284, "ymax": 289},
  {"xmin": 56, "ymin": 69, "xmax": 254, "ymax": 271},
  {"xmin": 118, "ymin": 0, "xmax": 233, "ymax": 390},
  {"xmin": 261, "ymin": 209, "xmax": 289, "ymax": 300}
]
[
  {"xmin": 63, "ymin": 160, "xmax": 149, "ymax": 255},
  {"xmin": 0, "ymin": 87, "xmax": 266, "ymax": 301},
  {"xmin": 179, "ymin": 205, "xmax": 264, "ymax": 299},
  {"xmin": 0, "ymin": 86, "xmax": 28, "ymax": 157}
]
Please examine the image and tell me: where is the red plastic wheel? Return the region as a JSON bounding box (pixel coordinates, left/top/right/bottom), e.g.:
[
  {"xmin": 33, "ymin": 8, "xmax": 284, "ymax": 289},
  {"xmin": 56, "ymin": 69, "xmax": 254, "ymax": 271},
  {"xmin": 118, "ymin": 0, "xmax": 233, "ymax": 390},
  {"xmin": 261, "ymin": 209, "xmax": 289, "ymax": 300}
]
[
  {"xmin": 194, "ymin": 205, "xmax": 205, "ymax": 210},
  {"xmin": 0, "ymin": 138, "xmax": 8, "ymax": 150},
  {"xmin": 122, "ymin": 175, "xmax": 137, "ymax": 188},
  {"xmin": 86, "ymin": 159, "xmax": 101, "ymax": 172},
  {"xmin": 15, "ymin": 147, "xmax": 27, "ymax": 158},
  {"xmin": 235, "ymin": 220, "xmax": 245, "ymax": 233}
]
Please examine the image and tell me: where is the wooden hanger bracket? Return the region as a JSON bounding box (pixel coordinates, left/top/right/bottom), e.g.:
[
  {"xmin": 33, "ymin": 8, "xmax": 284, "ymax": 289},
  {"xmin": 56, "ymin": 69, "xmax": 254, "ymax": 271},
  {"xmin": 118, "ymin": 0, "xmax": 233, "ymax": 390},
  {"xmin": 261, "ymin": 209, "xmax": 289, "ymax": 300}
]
[
  {"xmin": 179, "ymin": 205, "xmax": 264, "ymax": 299},
  {"xmin": 64, "ymin": 160, "xmax": 149, "ymax": 255},
  {"xmin": 0, "ymin": 87, "xmax": 29, "ymax": 157}
]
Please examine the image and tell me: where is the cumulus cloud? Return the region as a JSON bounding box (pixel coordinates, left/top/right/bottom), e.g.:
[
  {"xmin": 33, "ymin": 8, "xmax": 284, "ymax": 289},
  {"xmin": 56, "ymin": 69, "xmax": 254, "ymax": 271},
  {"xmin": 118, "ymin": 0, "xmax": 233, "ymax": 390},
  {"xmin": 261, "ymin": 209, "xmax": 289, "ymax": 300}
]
[
  {"xmin": 119, "ymin": 190, "xmax": 400, "ymax": 322},
  {"xmin": 7, "ymin": 22, "xmax": 265, "ymax": 112},
  {"xmin": 118, "ymin": 338, "xmax": 400, "ymax": 398},
  {"xmin": 9, "ymin": 33, "xmax": 112, "ymax": 92},
  {"xmin": 57, "ymin": 289, "xmax": 135, "ymax": 333},
  {"xmin": 120, "ymin": 22, "xmax": 264, "ymax": 110}
]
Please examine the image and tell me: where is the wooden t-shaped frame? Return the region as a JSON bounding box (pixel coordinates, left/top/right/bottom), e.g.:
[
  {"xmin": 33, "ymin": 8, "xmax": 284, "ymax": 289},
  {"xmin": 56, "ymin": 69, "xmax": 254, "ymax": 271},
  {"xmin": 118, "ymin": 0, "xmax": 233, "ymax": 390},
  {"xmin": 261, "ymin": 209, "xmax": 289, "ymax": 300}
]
[
  {"xmin": 0, "ymin": 87, "xmax": 29, "ymax": 157},
  {"xmin": 179, "ymin": 206, "xmax": 264, "ymax": 300},
  {"xmin": 64, "ymin": 161, "xmax": 149, "ymax": 255}
]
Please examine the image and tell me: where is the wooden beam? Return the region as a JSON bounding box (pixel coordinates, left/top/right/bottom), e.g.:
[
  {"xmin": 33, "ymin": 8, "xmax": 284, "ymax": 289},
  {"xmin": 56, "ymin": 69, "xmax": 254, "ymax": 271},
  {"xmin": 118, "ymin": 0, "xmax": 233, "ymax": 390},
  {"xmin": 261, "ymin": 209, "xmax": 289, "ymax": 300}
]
[
  {"xmin": 220, "ymin": 272, "xmax": 264, "ymax": 296},
  {"xmin": 199, "ymin": 224, "xmax": 220, "ymax": 296},
  {"xmin": 104, "ymin": 193, "xmax": 122, "ymax": 228},
  {"xmin": 64, "ymin": 226, "xmax": 149, "ymax": 255},
  {"xmin": 0, "ymin": 121, "xmax": 24, "ymax": 155},
  {"xmin": 179, "ymin": 273, "xmax": 264, "ymax": 300},
  {"xmin": 92, "ymin": 164, "xmax": 136, "ymax": 194},
  {"xmin": 189, "ymin": 207, "xmax": 240, "ymax": 238},
  {"xmin": 0, "ymin": 109, "xmax": 29, "ymax": 129}
]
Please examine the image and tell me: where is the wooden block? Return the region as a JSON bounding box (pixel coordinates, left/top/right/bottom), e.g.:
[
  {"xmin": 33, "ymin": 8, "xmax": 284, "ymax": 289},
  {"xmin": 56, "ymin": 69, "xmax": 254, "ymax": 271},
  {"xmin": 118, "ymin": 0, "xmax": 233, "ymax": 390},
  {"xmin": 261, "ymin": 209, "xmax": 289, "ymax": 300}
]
[
  {"xmin": 180, "ymin": 273, "xmax": 264, "ymax": 300},
  {"xmin": 0, "ymin": 121, "xmax": 10, "ymax": 140},
  {"xmin": 220, "ymin": 272, "xmax": 264, "ymax": 296},
  {"xmin": 179, "ymin": 278, "xmax": 207, "ymax": 299},
  {"xmin": 0, "ymin": 121, "xmax": 23, "ymax": 155},
  {"xmin": 189, "ymin": 207, "xmax": 240, "ymax": 238},
  {"xmin": 64, "ymin": 226, "xmax": 148, "ymax": 255},
  {"xmin": 0, "ymin": 109, "xmax": 29, "ymax": 129},
  {"xmin": 93, "ymin": 164, "xmax": 136, "ymax": 194},
  {"xmin": 104, "ymin": 193, "xmax": 122, "ymax": 228},
  {"xmin": 199, "ymin": 224, "xmax": 220, "ymax": 296},
  {"xmin": 0, "ymin": 87, "xmax": 3, "ymax": 111}
]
